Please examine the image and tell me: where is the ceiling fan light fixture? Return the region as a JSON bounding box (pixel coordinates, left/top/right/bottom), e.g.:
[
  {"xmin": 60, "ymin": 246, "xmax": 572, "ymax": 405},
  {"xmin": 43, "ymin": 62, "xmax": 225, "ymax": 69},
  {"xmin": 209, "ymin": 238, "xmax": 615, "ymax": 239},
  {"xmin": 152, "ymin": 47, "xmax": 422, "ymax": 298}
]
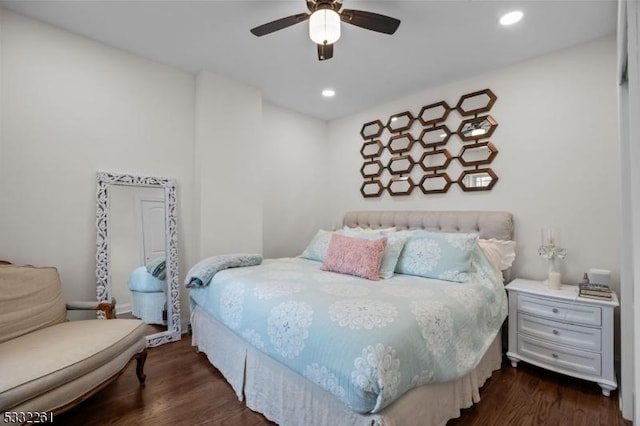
[{"xmin": 309, "ymin": 9, "xmax": 341, "ymax": 45}]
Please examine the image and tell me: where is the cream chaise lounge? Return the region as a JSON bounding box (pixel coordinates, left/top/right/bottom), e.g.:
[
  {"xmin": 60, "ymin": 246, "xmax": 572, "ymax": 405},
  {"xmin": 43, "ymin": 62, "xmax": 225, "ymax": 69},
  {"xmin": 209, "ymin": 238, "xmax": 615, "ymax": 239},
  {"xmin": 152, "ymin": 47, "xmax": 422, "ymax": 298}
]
[{"xmin": 0, "ymin": 264, "xmax": 148, "ymax": 420}]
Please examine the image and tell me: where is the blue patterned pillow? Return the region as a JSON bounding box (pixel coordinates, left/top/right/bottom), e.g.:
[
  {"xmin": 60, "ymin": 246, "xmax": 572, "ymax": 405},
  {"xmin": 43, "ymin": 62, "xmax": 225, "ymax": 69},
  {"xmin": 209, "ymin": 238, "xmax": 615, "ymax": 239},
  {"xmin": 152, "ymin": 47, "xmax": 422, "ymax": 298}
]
[
  {"xmin": 340, "ymin": 228, "xmax": 408, "ymax": 279},
  {"xmin": 299, "ymin": 229, "xmax": 334, "ymax": 262},
  {"xmin": 395, "ymin": 231, "xmax": 479, "ymax": 282}
]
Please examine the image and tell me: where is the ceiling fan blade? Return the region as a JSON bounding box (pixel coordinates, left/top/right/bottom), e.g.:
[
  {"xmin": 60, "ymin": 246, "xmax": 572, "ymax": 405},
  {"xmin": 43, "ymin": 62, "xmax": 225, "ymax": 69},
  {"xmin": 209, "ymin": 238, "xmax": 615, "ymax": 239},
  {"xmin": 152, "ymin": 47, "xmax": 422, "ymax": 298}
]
[
  {"xmin": 340, "ymin": 9, "xmax": 400, "ymax": 35},
  {"xmin": 250, "ymin": 13, "xmax": 310, "ymax": 37},
  {"xmin": 317, "ymin": 43, "xmax": 334, "ymax": 61}
]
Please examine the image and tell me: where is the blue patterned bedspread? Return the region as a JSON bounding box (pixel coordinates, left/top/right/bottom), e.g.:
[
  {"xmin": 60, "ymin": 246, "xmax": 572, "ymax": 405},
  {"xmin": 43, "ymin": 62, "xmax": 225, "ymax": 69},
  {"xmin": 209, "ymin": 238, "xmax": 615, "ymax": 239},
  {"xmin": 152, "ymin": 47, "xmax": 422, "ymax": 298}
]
[{"xmin": 188, "ymin": 246, "xmax": 507, "ymax": 413}]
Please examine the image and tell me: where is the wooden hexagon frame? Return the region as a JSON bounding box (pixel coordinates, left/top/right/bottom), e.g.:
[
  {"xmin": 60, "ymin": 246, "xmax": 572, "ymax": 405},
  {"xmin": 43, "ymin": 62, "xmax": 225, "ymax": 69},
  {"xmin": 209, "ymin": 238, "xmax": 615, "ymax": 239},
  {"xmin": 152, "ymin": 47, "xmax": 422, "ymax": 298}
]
[{"xmin": 456, "ymin": 89, "xmax": 497, "ymax": 116}]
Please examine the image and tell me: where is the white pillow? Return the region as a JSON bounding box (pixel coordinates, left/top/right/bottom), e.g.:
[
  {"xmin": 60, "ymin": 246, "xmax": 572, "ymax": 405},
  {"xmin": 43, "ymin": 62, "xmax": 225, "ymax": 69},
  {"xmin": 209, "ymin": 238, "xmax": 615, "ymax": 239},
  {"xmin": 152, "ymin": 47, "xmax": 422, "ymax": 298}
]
[{"xmin": 479, "ymin": 238, "xmax": 516, "ymax": 280}]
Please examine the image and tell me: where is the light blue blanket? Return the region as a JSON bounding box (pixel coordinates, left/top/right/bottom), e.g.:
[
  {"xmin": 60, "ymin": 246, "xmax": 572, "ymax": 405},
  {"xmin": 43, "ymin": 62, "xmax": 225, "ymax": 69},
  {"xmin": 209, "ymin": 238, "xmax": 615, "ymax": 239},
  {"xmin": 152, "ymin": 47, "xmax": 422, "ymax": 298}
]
[
  {"xmin": 185, "ymin": 254, "xmax": 262, "ymax": 288},
  {"xmin": 188, "ymin": 246, "xmax": 507, "ymax": 413}
]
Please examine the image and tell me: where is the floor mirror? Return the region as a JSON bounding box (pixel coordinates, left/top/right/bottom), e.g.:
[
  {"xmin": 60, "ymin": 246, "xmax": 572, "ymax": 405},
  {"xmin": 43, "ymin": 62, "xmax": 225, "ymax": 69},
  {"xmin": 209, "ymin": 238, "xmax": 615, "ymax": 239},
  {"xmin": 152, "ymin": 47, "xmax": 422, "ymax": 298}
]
[{"xmin": 96, "ymin": 171, "xmax": 180, "ymax": 347}]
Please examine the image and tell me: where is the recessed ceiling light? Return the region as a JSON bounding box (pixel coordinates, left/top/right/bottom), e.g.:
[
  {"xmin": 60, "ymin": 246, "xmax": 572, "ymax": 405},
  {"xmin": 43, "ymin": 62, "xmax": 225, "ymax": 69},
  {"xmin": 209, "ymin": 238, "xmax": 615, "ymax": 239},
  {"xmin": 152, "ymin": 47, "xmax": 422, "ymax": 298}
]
[
  {"xmin": 500, "ymin": 11, "xmax": 523, "ymax": 26},
  {"xmin": 322, "ymin": 88, "xmax": 335, "ymax": 98}
]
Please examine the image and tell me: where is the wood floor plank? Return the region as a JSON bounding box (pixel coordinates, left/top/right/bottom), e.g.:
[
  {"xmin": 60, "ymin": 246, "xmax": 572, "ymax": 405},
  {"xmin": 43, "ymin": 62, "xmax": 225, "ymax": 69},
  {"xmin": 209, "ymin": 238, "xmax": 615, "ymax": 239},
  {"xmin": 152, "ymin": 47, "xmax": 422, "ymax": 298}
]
[{"xmin": 53, "ymin": 338, "xmax": 630, "ymax": 425}]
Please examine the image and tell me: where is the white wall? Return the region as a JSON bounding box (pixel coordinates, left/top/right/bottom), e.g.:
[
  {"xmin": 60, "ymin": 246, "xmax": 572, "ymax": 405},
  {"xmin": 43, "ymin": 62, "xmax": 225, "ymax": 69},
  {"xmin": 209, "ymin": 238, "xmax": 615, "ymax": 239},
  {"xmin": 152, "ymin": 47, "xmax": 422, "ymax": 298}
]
[
  {"xmin": 262, "ymin": 103, "xmax": 328, "ymax": 258},
  {"xmin": 194, "ymin": 71, "xmax": 263, "ymax": 257},
  {"xmin": 0, "ymin": 9, "xmax": 196, "ymax": 306},
  {"xmin": 327, "ymin": 36, "xmax": 620, "ymax": 291}
]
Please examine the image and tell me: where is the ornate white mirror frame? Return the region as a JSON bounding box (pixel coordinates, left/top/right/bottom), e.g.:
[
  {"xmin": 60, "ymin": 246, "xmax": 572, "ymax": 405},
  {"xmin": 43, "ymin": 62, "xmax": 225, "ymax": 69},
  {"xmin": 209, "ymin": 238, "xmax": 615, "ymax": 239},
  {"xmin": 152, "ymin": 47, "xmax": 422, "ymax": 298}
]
[{"xmin": 96, "ymin": 171, "xmax": 180, "ymax": 347}]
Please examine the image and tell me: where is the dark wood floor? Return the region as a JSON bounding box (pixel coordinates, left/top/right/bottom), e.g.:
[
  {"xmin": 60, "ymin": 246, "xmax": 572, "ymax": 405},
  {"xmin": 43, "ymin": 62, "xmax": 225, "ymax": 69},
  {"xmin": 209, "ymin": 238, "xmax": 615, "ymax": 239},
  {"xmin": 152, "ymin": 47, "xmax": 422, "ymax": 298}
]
[{"xmin": 54, "ymin": 337, "xmax": 631, "ymax": 426}]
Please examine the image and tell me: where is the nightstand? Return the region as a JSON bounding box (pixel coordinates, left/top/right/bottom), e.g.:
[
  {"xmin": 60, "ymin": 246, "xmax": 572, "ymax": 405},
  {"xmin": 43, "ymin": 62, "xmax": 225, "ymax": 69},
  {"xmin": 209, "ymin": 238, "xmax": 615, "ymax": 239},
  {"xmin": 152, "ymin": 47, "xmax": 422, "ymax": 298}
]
[{"xmin": 505, "ymin": 278, "xmax": 619, "ymax": 396}]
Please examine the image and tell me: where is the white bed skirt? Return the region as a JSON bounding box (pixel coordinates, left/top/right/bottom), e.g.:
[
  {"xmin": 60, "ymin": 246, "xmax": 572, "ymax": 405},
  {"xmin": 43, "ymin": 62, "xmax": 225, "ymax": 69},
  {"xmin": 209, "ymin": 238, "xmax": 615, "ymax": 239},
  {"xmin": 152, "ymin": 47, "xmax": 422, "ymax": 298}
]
[{"xmin": 191, "ymin": 305, "xmax": 503, "ymax": 426}]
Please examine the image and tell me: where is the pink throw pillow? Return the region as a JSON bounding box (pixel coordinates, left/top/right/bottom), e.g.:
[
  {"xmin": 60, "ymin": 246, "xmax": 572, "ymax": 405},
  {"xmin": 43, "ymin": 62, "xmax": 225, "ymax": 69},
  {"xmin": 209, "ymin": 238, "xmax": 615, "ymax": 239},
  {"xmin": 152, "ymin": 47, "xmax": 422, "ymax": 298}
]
[{"xmin": 321, "ymin": 234, "xmax": 387, "ymax": 281}]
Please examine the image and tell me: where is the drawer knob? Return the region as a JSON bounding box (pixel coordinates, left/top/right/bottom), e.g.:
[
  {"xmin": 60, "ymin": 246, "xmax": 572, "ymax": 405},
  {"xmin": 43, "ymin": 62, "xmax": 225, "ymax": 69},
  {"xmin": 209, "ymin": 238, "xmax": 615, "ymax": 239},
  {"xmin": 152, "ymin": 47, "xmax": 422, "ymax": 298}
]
[
  {"xmin": 552, "ymin": 353, "xmax": 559, "ymax": 359},
  {"xmin": 552, "ymin": 330, "xmax": 559, "ymax": 335},
  {"xmin": 552, "ymin": 308, "xmax": 559, "ymax": 314}
]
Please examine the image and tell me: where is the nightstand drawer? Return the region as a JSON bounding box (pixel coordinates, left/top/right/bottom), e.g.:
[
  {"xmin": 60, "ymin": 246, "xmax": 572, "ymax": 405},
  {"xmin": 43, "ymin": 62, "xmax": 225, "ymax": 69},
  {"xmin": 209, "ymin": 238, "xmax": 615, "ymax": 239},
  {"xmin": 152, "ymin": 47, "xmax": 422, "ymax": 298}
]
[
  {"xmin": 517, "ymin": 294, "xmax": 601, "ymax": 326},
  {"xmin": 518, "ymin": 334, "xmax": 601, "ymax": 376},
  {"xmin": 518, "ymin": 313, "xmax": 602, "ymax": 351}
]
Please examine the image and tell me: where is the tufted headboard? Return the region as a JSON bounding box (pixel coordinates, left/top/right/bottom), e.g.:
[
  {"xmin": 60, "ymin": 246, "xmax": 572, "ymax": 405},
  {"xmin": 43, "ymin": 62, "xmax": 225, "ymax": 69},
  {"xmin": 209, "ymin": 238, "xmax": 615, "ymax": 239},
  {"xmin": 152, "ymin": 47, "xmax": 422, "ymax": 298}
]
[{"xmin": 343, "ymin": 210, "xmax": 514, "ymax": 241}]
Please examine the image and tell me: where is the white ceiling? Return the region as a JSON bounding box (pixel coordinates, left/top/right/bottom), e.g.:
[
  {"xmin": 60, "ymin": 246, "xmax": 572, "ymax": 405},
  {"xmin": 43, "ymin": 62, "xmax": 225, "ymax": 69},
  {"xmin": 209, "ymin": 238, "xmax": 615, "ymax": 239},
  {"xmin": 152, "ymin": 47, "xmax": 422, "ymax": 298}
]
[{"xmin": 0, "ymin": 0, "xmax": 617, "ymax": 121}]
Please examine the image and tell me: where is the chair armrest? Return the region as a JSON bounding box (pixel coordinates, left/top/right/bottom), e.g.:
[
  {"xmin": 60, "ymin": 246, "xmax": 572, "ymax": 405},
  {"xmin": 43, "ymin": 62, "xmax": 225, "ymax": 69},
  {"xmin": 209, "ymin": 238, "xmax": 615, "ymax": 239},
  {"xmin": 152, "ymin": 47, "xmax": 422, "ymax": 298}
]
[{"xmin": 66, "ymin": 298, "xmax": 117, "ymax": 319}]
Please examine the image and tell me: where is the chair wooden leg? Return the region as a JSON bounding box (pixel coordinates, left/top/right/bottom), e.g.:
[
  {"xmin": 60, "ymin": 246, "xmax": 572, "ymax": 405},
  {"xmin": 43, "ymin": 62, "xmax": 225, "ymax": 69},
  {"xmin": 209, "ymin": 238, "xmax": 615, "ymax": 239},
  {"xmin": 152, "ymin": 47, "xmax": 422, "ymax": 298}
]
[{"xmin": 136, "ymin": 348, "xmax": 147, "ymax": 385}]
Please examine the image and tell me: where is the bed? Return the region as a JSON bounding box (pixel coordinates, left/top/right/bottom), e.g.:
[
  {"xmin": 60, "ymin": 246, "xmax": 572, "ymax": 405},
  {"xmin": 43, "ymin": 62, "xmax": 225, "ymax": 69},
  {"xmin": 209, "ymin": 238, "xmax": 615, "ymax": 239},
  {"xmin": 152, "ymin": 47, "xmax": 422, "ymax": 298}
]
[{"xmin": 188, "ymin": 210, "xmax": 514, "ymax": 425}]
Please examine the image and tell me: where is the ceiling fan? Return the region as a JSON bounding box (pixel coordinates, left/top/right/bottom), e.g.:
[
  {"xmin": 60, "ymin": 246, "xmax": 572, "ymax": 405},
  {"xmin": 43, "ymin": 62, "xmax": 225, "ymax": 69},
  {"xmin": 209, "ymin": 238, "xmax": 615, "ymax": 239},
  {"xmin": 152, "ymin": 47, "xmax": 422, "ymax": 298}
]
[{"xmin": 250, "ymin": 0, "xmax": 401, "ymax": 61}]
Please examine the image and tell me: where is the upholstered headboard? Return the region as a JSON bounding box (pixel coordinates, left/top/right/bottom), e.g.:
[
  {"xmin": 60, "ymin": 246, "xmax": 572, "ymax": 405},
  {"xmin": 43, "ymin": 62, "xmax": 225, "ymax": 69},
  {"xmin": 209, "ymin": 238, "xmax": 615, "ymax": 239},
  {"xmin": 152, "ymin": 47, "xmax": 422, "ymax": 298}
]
[{"xmin": 343, "ymin": 210, "xmax": 514, "ymax": 241}]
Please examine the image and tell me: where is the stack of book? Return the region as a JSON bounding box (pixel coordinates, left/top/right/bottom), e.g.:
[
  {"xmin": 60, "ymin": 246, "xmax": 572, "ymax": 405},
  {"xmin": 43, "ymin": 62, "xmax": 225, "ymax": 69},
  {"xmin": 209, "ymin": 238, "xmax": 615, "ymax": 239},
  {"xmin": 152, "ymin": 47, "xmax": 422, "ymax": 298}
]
[{"xmin": 579, "ymin": 282, "xmax": 613, "ymax": 300}]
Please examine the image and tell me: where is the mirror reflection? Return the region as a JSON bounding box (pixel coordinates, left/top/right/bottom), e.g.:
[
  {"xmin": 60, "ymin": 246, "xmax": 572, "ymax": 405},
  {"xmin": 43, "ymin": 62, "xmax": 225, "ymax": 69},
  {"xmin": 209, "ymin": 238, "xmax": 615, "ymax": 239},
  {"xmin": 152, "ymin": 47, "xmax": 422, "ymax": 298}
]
[
  {"xmin": 456, "ymin": 89, "xmax": 497, "ymax": 116},
  {"xmin": 459, "ymin": 169, "xmax": 498, "ymax": 191},
  {"xmin": 419, "ymin": 173, "xmax": 452, "ymax": 194},
  {"xmin": 111, "ymin": 186, "xmax": 167, "ymax": 330},
  {"xmin": 457, "ymin": 115, "xmax": 498, "ymax": 141}
]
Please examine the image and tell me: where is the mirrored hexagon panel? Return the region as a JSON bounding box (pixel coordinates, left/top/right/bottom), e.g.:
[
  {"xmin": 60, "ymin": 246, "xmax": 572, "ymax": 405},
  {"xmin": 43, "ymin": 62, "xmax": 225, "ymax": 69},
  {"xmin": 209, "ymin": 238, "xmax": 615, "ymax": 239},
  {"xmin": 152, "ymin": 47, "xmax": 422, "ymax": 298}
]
[
  {"xmin": 419, "ymin": 173, "xmax": 452, "ymax": 194},
  {"xmin": 388, "ymin": 134, "xmax": 415, "ymax": 154},
  {"xmin": 458, "ymin": 168, "xmax": 498, "ymax": 191},
  {"xmin": 360, "ymin": 120, "xmax": 385, "ymax": 140},
  {"xmin": 361, "ymin": 180, "xmax": 385, "ymax": 198},
  {"xmin": 418, "ymin": 101, "xmax": 451, "ymax": 126},
  {"xmin": 458, "ymin": 142, "xmax": 498, "ymax": 167},
  {"xmin": 387, "ymin": 177, "xmax": 415, "ymax": 196},
  {"xmin": 387, "ymin": 155, "xmax": 415, "ymax": 175},
  {"xmin": 419, "ymin": 149, "xmax": 452, "ymax": 172},
  {"xmin": 457, "ymin": 115, "xmax": 498, "ymax": 142},
  {"xmin": 386, "ymin": 111, "xmax": 414, "ymax": 133},
  {"xmin": 456, "ymin": 89, "xmax": 497, "ymax": 116},
  {"xmin": 419, "ymin": 125, "xmax": 452, "ymax": 148},
  {"xmin": 360, "ymin": 140, "xmax": 384, "ymax": 159},
  {"xmin": 361, "ymin": 160, "xmax": 384, "ymax": 179}
]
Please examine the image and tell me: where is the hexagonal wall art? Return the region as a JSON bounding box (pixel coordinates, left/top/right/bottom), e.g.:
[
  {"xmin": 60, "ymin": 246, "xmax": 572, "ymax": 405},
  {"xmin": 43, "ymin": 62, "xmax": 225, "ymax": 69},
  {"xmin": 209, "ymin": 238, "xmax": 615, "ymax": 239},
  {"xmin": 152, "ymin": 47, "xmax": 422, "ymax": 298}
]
[
  {"xmin": 359, "ymin": 88, "xmax": 499, "ymax": 197},
  {"xmin": 360, "ymin": 139, "xmax": 384, "ymax": 159},
  {"xmin": 458, "ymin": 168, "xmax": 498, "ymax": 192},
  {"xmin": 419, "ymin": 125, "xmax": 452, "ymax": 148},
  {"xmin": 388, "ymin": 155, "xmax": 415, "ymax": 175},
  {"xmin": 418, "ymin": 101, "xmax": 451, "ymax": 126},
  {"xmin": 361, "ymin": 160, "xmax": 384, "ymax": 179},
  {"xmin": 360, "ymin": 120, "xmax": 385, "ymax": 140},
  {"xmin": 458, "ymin": 142, "xmax": 498, "ymax": 167},
  {"xmin": 455, "ymin": 89, "xmax": 497, "ymax": 116},
  {"xmin": 387, "ymin": 177, "xmax": 415, "ymax": 196},
  {"xmin": 419, "ymin": 149, "xmax": 452, "ymax": 172},
  {"xmin": 388, "ymin": 133, "xmax": 415, "ymax": 154},
  {"xmin": 361, "ymin": 180, "xmax": 385, "ymax": 198},
  {"xmin": 457, "ymin": 115, "xmax": 498, "ymax": 142},
  {"xmin": 386, "ymin": 111, "xmax": 414, "ymax": 133},
  {"xmin": 419, "ymin": 173, "xmax": 453, "ymax": 194}
]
